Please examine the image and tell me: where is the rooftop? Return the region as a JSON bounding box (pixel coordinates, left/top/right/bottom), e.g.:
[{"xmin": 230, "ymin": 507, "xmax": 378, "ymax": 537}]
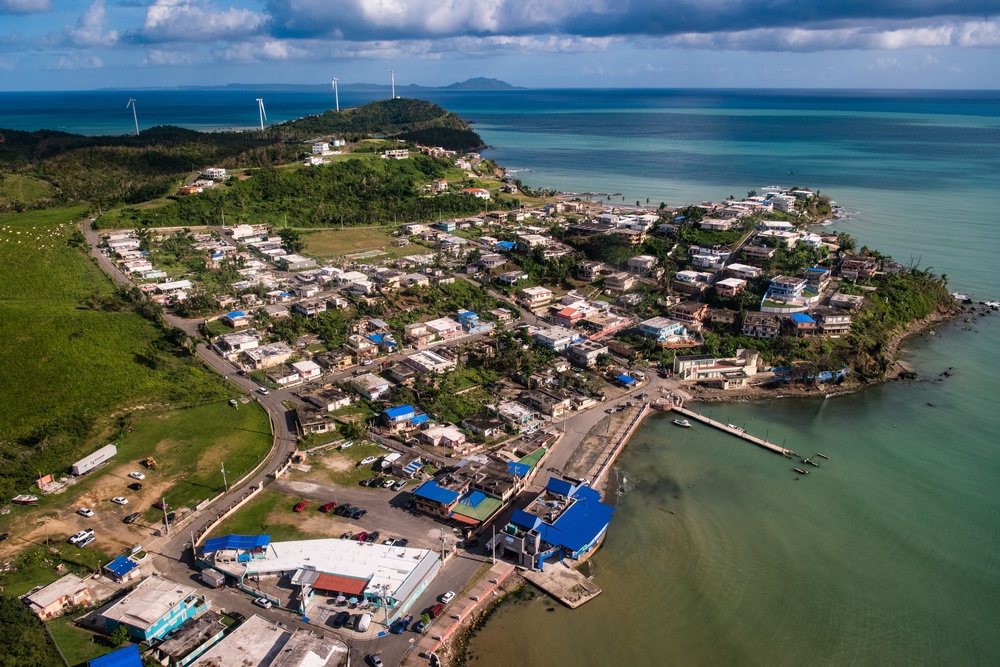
[{"xmin": 102, "ymin": 576, "xmax": 197, "ymax": 631}]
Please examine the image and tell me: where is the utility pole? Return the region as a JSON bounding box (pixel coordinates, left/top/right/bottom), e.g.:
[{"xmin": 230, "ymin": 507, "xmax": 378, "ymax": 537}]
[
  {"xmin": 221, "ymin": 462, "xmax": 229, "ymax": 494},
  {"xmin": 162, "ymin": 498, "xmax": 170, "ymax": 535}
]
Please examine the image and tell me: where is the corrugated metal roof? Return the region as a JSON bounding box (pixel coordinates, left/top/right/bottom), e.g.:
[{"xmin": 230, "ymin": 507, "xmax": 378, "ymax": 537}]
[
  {"xmin": 89, "ymin": 644, "xmax": 142, "ymax": 667},
  {"xmin": 202, "ymin": 534, "xmax": 270, "ymax": 554},
  {"xmin": 412, "ymin": 481, "xmax": 460, "ymax": 505},
  {"xmin": 384, "ymin": 405, "xmax": 415, "ymax": 419},
  {"xmin": 313, "ymin": 573, "xmax": 369, "ymax": 596},
  {"xmin": 104, "ymin": 556, "xmax": 139, "ymax": 577}
]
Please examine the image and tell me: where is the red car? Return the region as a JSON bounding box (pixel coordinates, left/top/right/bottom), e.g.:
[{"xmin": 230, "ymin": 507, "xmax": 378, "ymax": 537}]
[
  {"xmin": 320, "ymin": 502, "xmax": 336, "ymax": 513},
  {"xmin": 293, "ymin": 501, "xmax": 308, "ymax": 512},
  {"xmin": 356, "ymin": 531, "xmax": 369, "ymax": 542}
]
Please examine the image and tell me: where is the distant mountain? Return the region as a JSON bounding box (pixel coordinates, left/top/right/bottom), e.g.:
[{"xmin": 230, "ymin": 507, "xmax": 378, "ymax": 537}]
[{"xmin": 441, "ymin": 78, "xmax": 521, "ymax": 90}]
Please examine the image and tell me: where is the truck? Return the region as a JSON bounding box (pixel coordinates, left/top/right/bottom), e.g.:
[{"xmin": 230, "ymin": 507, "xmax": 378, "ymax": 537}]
[
  {"xmin": 381, "ymin": 453, "xmax": 402, "ymax": 470},
  {"xmin": 356, "ymin": 612, "xmax": 372, "ymax": 633},
  {"xmin": 200, "ymin": 568, "xmax": 225, "ymax": 588},
  {"xmin": 71, "ymin": 444, "xmax": 118, "ymax": 476}
]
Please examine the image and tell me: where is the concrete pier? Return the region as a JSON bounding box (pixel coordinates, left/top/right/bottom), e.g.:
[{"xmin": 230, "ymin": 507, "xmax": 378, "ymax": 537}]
[{"xmin": 671, "ymin": 406, "xmax": 796, "ymax": 457}]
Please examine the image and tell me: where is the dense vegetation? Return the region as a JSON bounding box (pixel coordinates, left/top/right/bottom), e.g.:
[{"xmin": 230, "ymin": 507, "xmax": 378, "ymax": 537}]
[
  {"xmin": 112, "ymin": 156, "xmax": 516, "ymax": 229},
  {"xmin": 0, "ymin": 596, "xmax": 63, "ymax": 667}
]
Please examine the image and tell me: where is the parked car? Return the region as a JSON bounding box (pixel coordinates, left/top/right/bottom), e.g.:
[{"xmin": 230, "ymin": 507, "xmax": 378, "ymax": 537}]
[
  {"xmin": 382, "ymin": 478, "xmax": 395, "ymax": 489},
  {"xmin": 77, "ymin": 508, "xmax": 94, "ymax": 517},
  {"xmin": 351, "ymin": 508, "xmax": 367, "ymax": 519},
  {"xmin": 355, "ymin": 531, "xmax": 369, "ymax": 542},
  {"xmin": 365, "ymin": 531, "xmax": 380, "ymax": 543},
  {"xmin": 429, "ymin": 603, "xmax": 445, "ymax": 618},
  {"xmin": 335, "ymin": 504, "xmax": 352, "ymax": 516},
  {"xmin": 152, "ymin": 501, "xmax": 168, "ymax": 510},
  {"xmin": 340, "ymin": 532, "xmax": 354, "ymax": 540},
  {"xmin": 164, "ymin": 512, "xmax": 176, "ymax": 525},
  {"xmin": 128, "ymin": 482, "xmax": 143, "ymax": 491},
  {"xmin": 440, "ymin": 591, "xmax": 456, "ymax": 604},
  {"xmin": 229, "ymin": 611, "xmax": 246, "ymax": 624},
  {"xmin": 395, "ymin": 538, "xmax": 409, "ymax": 548},
  {"xmin": 128, "ymin": 471, "xmax": 145, "ymax": 480},
  {"xmin": 320, "ymin": 502, "xmax": 337, "ymax": 513},
  {"xmin": 413, "ymin": 618, "xmax": 427, "ymax": 633},
  {"xmin": 383, "ymin": 538, "xmax": 396, "ymax": 546},
  {"xmin": 69, "ymin": 529, "xmax": 94, "ymax": 545},
  {"xmin": 366, "ymin": 655, "xmax": 383, "ymax": 667},
  {"xmin": 390, "ymin": 615, "xmax": 412, "ymax": 634},
  {"xmin": 464, "ymin": 538, "xmax": 480, "ymax": 548},
  {"xmin": 392, "ymin": 480, "xmax": 407, "ymax": 492},
  {"xmin": 123, "ymin": 512, "xmax": 141, "ymax": 524},
  {"xmin": 76, "ymin": 535, "xmax": 95, "ymax": 548},
  {"xmin": 111, "ymin": 496, "xmax": 128, "ymax": 505},
  {"xmin": 331, "ymin": 611, "xmax": 350, "ymax": 629},
  {"xmin": 252, "ymin": 597, "xmax": 273, "ymax": 609},
  {"xmin": 293, "ymin": 501, "xmax": 308, "ymax": 512},
  {"xmin": 257, "ymin": 386, "xmax": 269, "ymax": 395}
]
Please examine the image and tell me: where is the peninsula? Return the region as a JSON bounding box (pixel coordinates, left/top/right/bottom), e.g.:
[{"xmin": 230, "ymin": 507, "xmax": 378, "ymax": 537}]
[{"xmin": 0, "ymin": 98, "xmax": 972, "ymax": 667}]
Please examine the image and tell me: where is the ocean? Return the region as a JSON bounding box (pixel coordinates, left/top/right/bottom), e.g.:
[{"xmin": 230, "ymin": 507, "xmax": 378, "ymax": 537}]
[{"xmin": 4, "ymin": 88, "xmax": 999, "ymax": 665}]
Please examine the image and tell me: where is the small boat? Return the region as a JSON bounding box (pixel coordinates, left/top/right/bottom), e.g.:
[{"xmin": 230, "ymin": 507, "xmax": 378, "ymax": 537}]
[
  {"xmin": 794, "ymin": 468, "xmax": 810, "ymax": 475},
  {"xmin": 12, "ymin": 494, "xmax": 38, "ymax": 505},
  {"xmin": 803, "ymin": 458, "xmax": 820, "ymax": 467},
  {"xmin": 672, "ymin": 419, "xmax": 692, "ymax": 428},
  {"xmin": 817, "ymin": 453, "xmax": 829, "ymax": 460}
]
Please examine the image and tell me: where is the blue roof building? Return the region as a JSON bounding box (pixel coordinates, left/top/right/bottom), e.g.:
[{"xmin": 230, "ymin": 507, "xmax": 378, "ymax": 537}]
[
  {"xmin": 90, "ymin": 644, "xmax": 142, "ymax": 667},
  {"xmin": 411, "ymin": 480, "xmax": 462, "ymax": 519},
  {"xmin": 383, "ymin": 405, "xmax": 417, "ymax": 424},
  {"xmin": 503, "ymin": 478, "xmax": 615, "ymax": 570},
  {"xmin": 615, "ymin": 374, "xmax": 637, "ymax": 386},
  {"xmin": 495, "ymin": 241, "xmax": 516, "ymax": 252},
  {"xmin": 104, "ymin": 556, "xmax": 140, "ymax": 582}
]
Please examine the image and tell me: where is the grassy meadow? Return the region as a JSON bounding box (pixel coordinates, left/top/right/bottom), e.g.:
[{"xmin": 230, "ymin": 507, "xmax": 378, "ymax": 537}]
[
  {"xmin": 0, "ymin": 206, "xmax": 231, "ymax": 499},
  {"xmin": 303, "ymin": 226, "xmax": 427, "ymax": 259}
]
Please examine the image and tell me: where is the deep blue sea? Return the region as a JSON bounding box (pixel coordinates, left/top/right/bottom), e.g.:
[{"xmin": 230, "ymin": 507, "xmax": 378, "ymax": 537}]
[{"xmin": 4, "ymin": 88, "xmax": 999, "ymax": 665}]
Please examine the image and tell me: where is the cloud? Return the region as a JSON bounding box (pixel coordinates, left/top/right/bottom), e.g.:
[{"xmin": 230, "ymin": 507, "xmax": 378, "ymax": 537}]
[
  {"xmin": 142, "ymin": 48, "xmax": 194, "ymax": 65},
  {"xmin": 0, "ymin": 0, "xmax": 50, "ymax": 14},
  {"xmin": 53, "ymin": 54, "xmax": 103, "ymax": 69},
  {"xmin": 141, "ymin": 0, "xmax": 267, "ymax": 42},
  {"xmin": 66, "ymin": 0, "xmax": 118, "ymax": 47},
  {"xmin": 213, "ymin": 38, "xmax": 307, "ymax": 61}
]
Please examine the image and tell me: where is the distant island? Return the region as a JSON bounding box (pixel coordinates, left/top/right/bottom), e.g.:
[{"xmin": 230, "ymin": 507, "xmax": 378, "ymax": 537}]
[{"xmin": 99, "ymin": 78, "xmax": 523, "ymax": 93}]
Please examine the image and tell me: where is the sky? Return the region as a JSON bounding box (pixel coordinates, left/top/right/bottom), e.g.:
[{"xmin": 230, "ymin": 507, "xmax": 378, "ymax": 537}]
[{"xmin": 1, "ymin": 0, "xmax": 999, "ymax": 90}]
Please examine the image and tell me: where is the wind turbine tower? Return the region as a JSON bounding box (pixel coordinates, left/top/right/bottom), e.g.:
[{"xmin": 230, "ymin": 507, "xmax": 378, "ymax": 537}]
[
  {"xmin": 126, "ymin": 97, "xmax": 138, "ymax": 136},
  {"xmin": 331, "ymin": 77, "xmax": 339, "ymax": 111},
  {"xmin": 256, "ymin": 98, "xmax": 267, "ymax": 131},
  {"xmin": 391, "ymin": 70, "xmax": 395, "ymax": 99}
]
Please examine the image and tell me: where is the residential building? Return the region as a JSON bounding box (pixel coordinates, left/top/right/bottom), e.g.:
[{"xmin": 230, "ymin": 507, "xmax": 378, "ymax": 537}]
[
  {"xmin": 517, "ymin": 390, "xmax": 571, "ymax": 419},
  {"xmin": 102, "ymin": 576, "xmax": 208, "ymax": 642},
  {"xmin": 813, "ymin": 307, "xmax": 853, "ymax": 335},
  {"xmin": 462, "ymin": 188, "xmax": 491, "ymax": 200},
  {"xmin": 576, "ymin": 261, "xmax": 606, "ymax": 281},
  {"xmin": 768, "ymin": 275, "xmax": 807, "ymax": 301},
  {"xmin": 742, "ymin": 312, "xmax": 781, "ymax": 339},
  {"xmin": 277, "ymin": 255, "xmax": 318, "ymax": 271},
  {"xmin": 829, "ymin": 293, "xmax": 866, "ymax": 310},
  {"xmin": 727, "ymin": 263, "xmax": 764, "ymax": 280},
  {"xmin": 604, "ymin": 272, "xmax": 637, "ymax": 292},
  {"xmin": 715, "ymin": 277, "xmax": 747, "ymax": 297},
  {"xmin": 292, "ymin": 299, "xmax": 327, "ymax": 318},
  {"xmin": 313, "ymin": 350, "xmax": 353, "ymax": 371},
  {"xmin": 25, "ymin": 574, "xmax": 94, "ymax": 619},
  {"xmin": 788, "ymin": 313, "xmax": 818, "ymax": 336},
  {"xmin": 303, "ymin": 388, "xmax": 352, "ymax": 412},
  {"xmin": 566, "ymin": 340, "xmax": 608, "ymax": 367},
  {"xmin": 671, "ymin": 301, "xmax": 709, "ymax": 327},
  {"xmin": 461, "ymin": 416, "xmax": 505, "ymax": 438},
  {"xmin": 401, "ymin": 350, "xmax": 455, "ymax": 374},
  {"xmin": 350, "ymin": 373, "xmax": 391, "ymax": 400},
  {"xmin": 638, "ymin": 317, "xmax": 687, "ymax": 340},
  {"xmin": 490, "ymin": 401, "xmax": 540, "ymax": 433},
  {"xmin": 517, "ymin": 286, "xmax": 554, "ymax": 308},
  {"xmin": 215, "ymin": 331, "xmax": 260, "ymax": 360},
  {"xmin": 424, "ymin": 317, "xmax": 463, "ymax": 340},
  {"xmin": 295, "ymin": 405, "xmax": 336, "ymax": 436},
  {"xmin": 673, "ymin": 349, "xmax": 760, "ymax": 382},
  {"xmin": 803, "ymin": 267, "xmax": 832, "ymax": 292},
  {"xmin": 382, "ymin": 148, "xmax": 410, "ymax": 159},
  {"xmin": 152, "ymin": 610, "xmax": 226, "ymax": 667},
  {"xmin": 497, "ymin": 270, "xmax": 529, "ymax": 286},
  {"xmin": 552, "ymin": 307, "xmax": 585, "ymax": 329},
  {"xmin": 699, "ymin": 218, "xmax": 733, "ymax": 231},
  {"xmin": 840, "ymin": 255, "xmax": 880, "ymax": 280},
  {"xmin": 243, "ymin": 342, "xmax": 293, "ymax": 370},
  {"xmin": 418, "ymin": 424, "xmax": 467, "ymax": 451},
  {"xmin": 457, "ymin": 309, "xmax": 493, "ymax": 334},
  {"xmin": 344, "ymin": 334, "xmax": 378, "ymax": 359},
  {"xmin": 291, "ymin": 360, "xmax": 322, "ymax": 381},
  {"xmin": 533, "ymin": 326, "xmax": 577, "ymax": 352},
  {"xmin": 742, "ymin": 245, "xmax": 777, "ymax": 261}
]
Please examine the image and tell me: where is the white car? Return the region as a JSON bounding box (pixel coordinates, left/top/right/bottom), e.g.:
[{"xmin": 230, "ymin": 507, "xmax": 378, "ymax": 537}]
[
  {"xmin": 440, "ymin": 591, "xmax": 455, "ymax": 604},
  {"xmin": 111, "ymin": 496, "xmax": 129, "ymax": 505},
  {"xmin": 68, "ymin": 529, "xmax": 93, "ymax": 545},
  {"xmin": 257, "ymin": 387, "xmax": 269, "ymax": 395},
  {"xmin": 77, "ymin": 508, "xmax": 94, "ymax": 517},
  {"xmin": 252, "ymin": 597, "xmax": 273, "ymax": 609},
  {"xmin": 128, "ymin": 471, "xmax": 145, "ymax": 480}
]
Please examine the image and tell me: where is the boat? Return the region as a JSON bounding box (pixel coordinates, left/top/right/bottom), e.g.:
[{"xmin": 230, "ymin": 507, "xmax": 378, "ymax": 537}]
[
  {"xmin": 793, "ymin": 468, "xmax": 810, "ymax": 475},
  {"xmin": 12, "ymin": 494, "xmax": 38, "ymax": 505},
  {"xmin": 817, "ymin": 453, "xmax": 830, "ymax": 459},
  {"xmin": 672, "ymin": 419, "xmax": 692, "ymax": 428},
  {"xmin": 803, "ymin": 458, "xmax": 820, "ymax": 467}
]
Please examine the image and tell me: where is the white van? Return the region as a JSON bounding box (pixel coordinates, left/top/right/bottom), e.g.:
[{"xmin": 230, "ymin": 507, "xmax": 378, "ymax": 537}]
[{"xmin": 356, "ymin": 612, "xmax": 372, "ymax": 633}]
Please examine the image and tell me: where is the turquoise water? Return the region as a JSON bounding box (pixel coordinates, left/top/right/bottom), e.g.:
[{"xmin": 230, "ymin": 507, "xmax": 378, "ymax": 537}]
[{"xmin": 4, "ymin": 88, "xmax": 999, "ymax": 665}]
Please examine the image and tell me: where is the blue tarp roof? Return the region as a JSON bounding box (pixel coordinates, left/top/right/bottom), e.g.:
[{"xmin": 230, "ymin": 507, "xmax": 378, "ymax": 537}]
[
  {"xmin": 104, "ymin": 556, "xmax": 139, "ymax": 578},
  {"xmin": 225, "ymin": 311, "xmax": 246, "ymax": 318},
  {"xmin": 412, "ymin": 480, "xmax": 460, "ymax": 505},
  {"xmin": 791, "ymin": 313, "xmax": 816, "ymax": 324},
  {"xmin": 616, "ymin": 374, "xmax": 637, "ymax": 385},
  {"xmin": 495, "ymin": 241, "xmax": 515, "ymax": 250},
  {"xmin": 507, "ymin": 462, "xmax": 531, "ymax": 478},
  {"xmin": 411, "ymin": 413, "xmax": 430, "ymax": 425},
  {"xmin": 90, "ymin": 644, "xmax": 142, "ymax": 667},
  {"xmin": 202, "ymin": 534, "xmax": 270, "ymax": 554},
  {"xmin": 384, "ymin": 405, "xmax": 416, "ymax": 419}
]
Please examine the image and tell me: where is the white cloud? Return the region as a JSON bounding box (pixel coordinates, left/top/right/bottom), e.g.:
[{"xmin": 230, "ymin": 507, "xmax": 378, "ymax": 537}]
[
  {"xmin": 66, "ymin": 0, "xmax": 118, "ymax": 47},
  {"xmin": 142, "ymin": 48, "xmax": 194, "ymax": 65},
  {"xmin": 214, "ymin": 38, "xmax": 307, "ymax": 61},
  {"xmin": 143, "ymin": 0, "xmax": 267, "ymax": 42},
  {"xmin": 0, "ymin": 0, "xmax": 50, "ymax": 14},
  {"xmin": 53, "ymin": 54, "xmax": 103, "ymax": 69}
]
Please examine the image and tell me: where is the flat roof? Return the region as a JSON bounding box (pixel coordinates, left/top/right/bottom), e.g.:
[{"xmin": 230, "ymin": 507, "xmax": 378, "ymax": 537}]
[
  {"xmin": 26, "ymin": 573, "xmax": 89, "ymax": 610},
  {"xmin": 102, "ymin": 576, "xmax": 197, "ymax": 632},
  {"xmin": 191, "ymin": 615, "xmax": 290, "ymax": 667}
]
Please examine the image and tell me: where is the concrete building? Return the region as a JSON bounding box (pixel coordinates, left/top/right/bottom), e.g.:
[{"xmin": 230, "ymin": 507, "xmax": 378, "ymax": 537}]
[
  {"xmin": 638, "ymin": 317, "xmax": 687, "ymax": 341},
  {"xmin": 768, "ymin": 275, "xmax": 808, "ymax": 302},
  {"xmin": 276, "ymin": 254, "xmax": 317, "ymax": 272},
  {"xmin": 742, "ymin": 312, "xmax": 781, "ymax": 339},
  {"xmin": 102, "ymin": 576, "xmax": 208, "ymax": 642},
  {"xmin": 626, "ymin": 254, "xmax": 658, "ymax": 275},
  {"xmin": 350, "ymin": 373, "xmax": 391, "ymax": 400},
  {"xmin": 604, "ymin": 272, "xmax": 637, "ymax": 292},
  {"xmin": 243, "ymin": 342, "xmax": 293, "ymax": 370},
  {"xmin": 532, "ymin": 326, "xmax": 578, "ymax": 352},
  {"xmin": 152, "ymin": 610, "xmax": 226, "ymax": 667},
  {"xmin": 517, "ymin": 286, "xmax": 554, "ymax": 308},
  {"xmin": 716, "ymin": 277, "xmax": 747, "ymax": 297},
  {"xmin": 25, "ymin": 574, "xmax": 93, "ymax": 619},
  {"xmin": 191, "ymin": 615, "xmax": 348, "ymax": 667},
  {"xmin": 401, "ymin": 350, "xmax": 456, "ymax": 374},
  {"xmin": 566, "ymin": 340, "xmax": 608, "ymax": 367}
]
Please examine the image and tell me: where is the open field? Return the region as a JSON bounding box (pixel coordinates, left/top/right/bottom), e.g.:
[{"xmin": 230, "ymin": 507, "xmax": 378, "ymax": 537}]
[
  {"xmin": 48, "ymin": 616, "xmax": 110, "ymax": 667},
  {"xmin": 210, "ymin": 488, "xmax": 338, "ymax": 542},
  {"xmin": 303, "ymin": 227, "xmax": 427, "ymax": 259},
  {"xmin": 0, "ymin": 206, "xmax": 233, "ymax": 501},
  {"xmin": 299, "ymin": 442, "xmax": 388, "ymax": 488},
  {"xmin": 0, "ymin": 173, "xmax": 53, "ymax": 207}
]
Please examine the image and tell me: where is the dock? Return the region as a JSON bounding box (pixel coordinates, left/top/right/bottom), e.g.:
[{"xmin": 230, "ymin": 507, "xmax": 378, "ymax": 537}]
[{"xmin": 669, "ymin": 406, "xmax": 796, "ymax": 457}]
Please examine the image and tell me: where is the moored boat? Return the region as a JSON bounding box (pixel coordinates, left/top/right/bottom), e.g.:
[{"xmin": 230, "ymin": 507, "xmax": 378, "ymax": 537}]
[
  {"xmin": 672, "ymin": 419, "xmax": 692, "ymax": 428},
  {"xmin": 12, "ymin": 494, "xmax": 38, "ymax": 505}
]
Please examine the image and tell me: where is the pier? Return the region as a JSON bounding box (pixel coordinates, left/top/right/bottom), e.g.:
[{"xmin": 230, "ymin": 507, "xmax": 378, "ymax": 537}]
[{"xmin": 668, "ymin": 406, "xmax": 796, "ymax": 457}]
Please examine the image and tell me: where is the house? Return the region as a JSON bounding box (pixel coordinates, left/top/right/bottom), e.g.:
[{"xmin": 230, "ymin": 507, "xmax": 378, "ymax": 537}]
[
  {"xmin": 497, "ymin": 271, "xmax": 529, "ymax": 286},
  {"xmin": 462, "ymin": 188, "xmax": 491, "ymax": 200},
  {"xmin": 708, "ymin": 308, "xmax": 737, "ymax": 325},
  {"xmin": 461, "ymin": 416, "xmax": 505, "ymax": 438},
  {"xmin": 727, "ymin": 263, "xmax": 764, "ymax": 280},
  {"xmin": 604, "ymin": 272, "xmax": 637, "ymax": 292},
  {"xmin": 204, "ymin": 167, "xmax": 226, "ymax": 179},
  {"xmin": 104, "ymin": 555, "xmax": 142, "ymax": 583},
  {"xmin": 312, "ymin": 142, "xmax": 329, "ymax": 154},
  {"xmin": 517, "ymin": 390, "xmax": 571, "ymax": 419},
  {"xmin": 292, "ymin": 299, "xmax": 327, "ymax": 318},
  {"xmin": 215, "ymin": 331, "xmax": 260, "ymax": 360},
  {"xmin": 671, "ymin": 301, "xmax": 709, "ymax": 327},
  {"xmin": 400, "ymin": 350, "xmax": 455, "ymax": 374},
  {"xmin": 716, "ymin": 277, "xmax": 747, "ymax": 297},
  {"xmin": 566, "ymin": 340, "xmax": 608, "ymax": 367},
  {"xmin": 626, "ymin": 255, "xmax": 658, "ymax": 275},
  {"xmin": 552, "ymin": 307, "xmax": 585, "ymax": 329},
  {"xmin": 768, "ymin": 275, "xmax": 807, "ymax": 302},
  {"xmin": 314, "ymin": 350, "xmax": 353, "ymax": 371},
  {"xmin": 277, "ymin": 254, "xmax": 318, "ymax": 271},
  {"xmin": 840, "ymin": 255, "xmax": 880, "ymax": 280},
  {"xmin": 382, "ymin": 148, "xmax": 410, "ymax": 159},
  {"xmin": 491, "ymin": 308, "xmax": 514, "ymax": 323},
  {"xmin": 829, "ymin": 292, "xmax": 866, "ymax": 310},
  {"xmin": 742, "ymin": 245, "xmax": 777, "ymax": 261},
  {"xmin": 304, "ymin": 388, "xmax": 352, "ymax": 412},
  {"xmin": 813, "ymin": 307, "xmax": 853, "ymax": 335},
  {"xmin": 402, "ymin": 273, "xmax": 431, "ymax": 288},
  {"xmin": 295, "ymin": 405, "xmax": 337, "ymax": 435},
  {"xmin": 419, "ymin": 424, "xmax": 467, "ymax": 451},
  {"xmin": 404, "ymin": 322, "xmax": 436, "ymax": 347},
  {"xmin": 102, "ymin": 576, "xmax": 208, "ymax": 642},
  {"xmin": 742, "ymin": 312, "xmax": 781, "ymax": 339},
  {"xmin": 151, "ymin": 610, "xmax": 226, "ymax": 667},
  {"xmin": 25, "ymin": 574, "xmax": 94, "ymax": 619},
  {"xmin": 788, "ymin": 312, "xmax": 818, "ymax": 336},
  {"xmin": 533, "ymin": 326, "xmax": 577, "ymax": 352},
  {"xmin": 344, "ymin": 334, "xmax": 378, "ymax": 359},
  {"xmin": 457, "ymin": 310, "xmax": 493, "ymax": 334},
  {"xmin": 388, "ymin": 364, "xmax": 417, "ymax": 385},
  {"xmin": 673, "ymin": 349, "xmax": 759, "ymax": 382},
  {"xmin": 638, "ymin": 317, "xmax": 687, "ymax": 340},
  {"xmin": 266, "ymin": 367, "xmax": 301, "ymax": 387},
  {"xmin": 502, "ymin": 477, "xmax": 615, "ymax": 570},
  {"xmin": 424, "ymin": 317, "xmax": 463, "ymax": 340},
  {"xmin": 699, "ymin": 218, "xmax": 733, "ymax": 231},
  {"xmin": 243, "ymin": 342, "xmax": 293, "ymax": 370},
  {"xmin": 480, "ymin": 253, "xmax": 507, "ymax": 269},
  {"xmin": 490, "ymin": 401, "xmax": 540, "ymax": 433},
  {"xmin": 90, "ymin": 645, "xmax": 143, "ymax": 667},
  {"xmin": 517, "ymin": 286, "xmax": 554, "ymax": 308},
  {"xmin": 291, "ymin": 360, "xmax": 322, "ymax": 381},
  {"xmin": 382, "ymin": 405, "xmax": 416, "ymax": 426},
  {"xmin": 803, "ymin": 267, "xmax": 832, "ymax": 292},
  {"xmin": 350, "ymin": 373, "xmax": 391, "ymax": 400},
  {"xmin": 576, "ymin": 261, "xmax": 606, "ymax": 281}
]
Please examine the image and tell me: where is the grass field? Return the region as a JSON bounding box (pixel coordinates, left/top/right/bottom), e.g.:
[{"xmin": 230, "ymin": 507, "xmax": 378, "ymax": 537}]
[
  {"xmin": 0, "ymin": 174, "xmax": 52, "ymax": 206},
  {"xmin": 0, "ymin": 206, "xmax": 232, "ymax": 500},
  {"xmin": 48, "ymin": 616, "xmax": 110, "ymax": 667},
  {"xmin": 302, "ymin": 442, "xmax": 386, "ymax": 487},
  {"xmin": 0, "ymin": 542, "xmax": 106, "ymax": 598},
  {"xmin": 303, "ymin": 227, "xmax": 425, "ymax": 259},
  {"xmin": 109, "ymin": 400, "xmax": 273, "ymax": 513},
  {"xmin": 210, "ymin": 489, "xmax": 331, "ymax": 542}
]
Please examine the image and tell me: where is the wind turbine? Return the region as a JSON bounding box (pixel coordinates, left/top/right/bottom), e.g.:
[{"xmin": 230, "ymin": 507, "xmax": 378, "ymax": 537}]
[
  {"xmin": 331, "ymin": 77, "xmax": 339, "ymax": 111},
  {"xmin": 256, "ymin": 98, "xmax": 267, "ymax": 131},
  {"xmin": 390, "ymin": 69, "xmax": 395, "ymax": 99},
  {"xmin": 126, "ymin": 97, "xmax": 139, "ymax": 136}
]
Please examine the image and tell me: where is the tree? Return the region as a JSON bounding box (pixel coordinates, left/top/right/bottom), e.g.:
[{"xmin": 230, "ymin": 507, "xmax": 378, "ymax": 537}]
[
  {"xmin": 277, "ymin": 227, "xmax": 306, "ymax": 253},
  {"xmin": 110, "ymin": 624, "xmax": 130, "ymax": 648},
  {"xmin": 0, "ymin": 595, "xmax": 63, "ymax": 666}
]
